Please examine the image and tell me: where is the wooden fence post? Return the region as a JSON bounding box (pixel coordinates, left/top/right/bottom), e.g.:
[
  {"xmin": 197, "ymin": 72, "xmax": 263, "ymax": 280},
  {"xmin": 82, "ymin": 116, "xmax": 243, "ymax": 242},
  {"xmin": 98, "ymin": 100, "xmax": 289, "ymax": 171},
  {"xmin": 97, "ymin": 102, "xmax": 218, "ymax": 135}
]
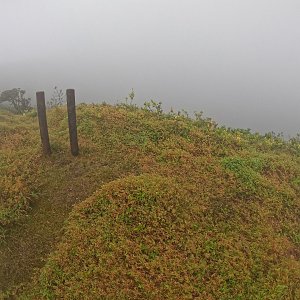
[
  {"xmin": 36, "ymin": 91, "xmax": 51, "ymax": 155},
  {"xmin": 66, "ymin": 89, "xmax": 79, "ymax": 156}
]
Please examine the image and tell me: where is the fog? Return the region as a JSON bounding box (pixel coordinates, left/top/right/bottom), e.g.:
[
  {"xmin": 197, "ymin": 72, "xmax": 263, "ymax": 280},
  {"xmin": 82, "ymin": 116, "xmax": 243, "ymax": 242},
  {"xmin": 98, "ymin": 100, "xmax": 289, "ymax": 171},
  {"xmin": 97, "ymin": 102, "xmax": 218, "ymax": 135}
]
[{"xmin": 1, "ymin": 0, "xmax": 300, "ymax": 136}]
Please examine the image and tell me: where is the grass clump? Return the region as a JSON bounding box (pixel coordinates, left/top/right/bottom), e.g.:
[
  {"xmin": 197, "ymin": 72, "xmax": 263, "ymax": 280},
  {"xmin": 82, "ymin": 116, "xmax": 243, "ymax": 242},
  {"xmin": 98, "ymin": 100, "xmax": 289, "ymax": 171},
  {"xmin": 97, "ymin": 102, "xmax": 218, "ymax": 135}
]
[{"xmin": 30, "ymin": 172, "xmax": 300, "ymax": 299}]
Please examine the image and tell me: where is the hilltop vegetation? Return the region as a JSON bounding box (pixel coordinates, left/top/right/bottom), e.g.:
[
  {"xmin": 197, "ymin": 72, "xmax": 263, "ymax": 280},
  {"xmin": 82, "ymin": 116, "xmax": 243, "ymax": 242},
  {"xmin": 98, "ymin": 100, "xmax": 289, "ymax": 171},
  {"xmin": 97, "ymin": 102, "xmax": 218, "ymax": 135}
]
[
  {"xmin": 0, "ymin": 103, "xmax": 300, "ymax": 299},
  {"xmin": 0, "ymin": 108, "xmax": 38, "ymax": 233}
]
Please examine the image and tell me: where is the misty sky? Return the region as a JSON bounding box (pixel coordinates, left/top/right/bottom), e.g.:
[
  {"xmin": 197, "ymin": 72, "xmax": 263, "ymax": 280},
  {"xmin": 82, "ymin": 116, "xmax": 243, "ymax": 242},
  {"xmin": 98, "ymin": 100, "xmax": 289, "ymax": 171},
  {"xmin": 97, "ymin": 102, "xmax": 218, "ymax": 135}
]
[{"xmin": 1, "ymin": 0, "xmax": 300, "ymax": 135}]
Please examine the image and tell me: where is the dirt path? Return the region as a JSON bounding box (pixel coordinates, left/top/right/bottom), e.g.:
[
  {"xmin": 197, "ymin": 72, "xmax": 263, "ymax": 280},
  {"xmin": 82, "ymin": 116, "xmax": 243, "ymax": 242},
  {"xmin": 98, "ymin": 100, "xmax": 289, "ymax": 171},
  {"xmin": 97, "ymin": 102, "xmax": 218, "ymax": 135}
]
[
  {"xmin": 0, "ymin": 165, "xmax": 102, "ymax": 294},
  {"xmin": 0, "ymin": 136, "xmax": 135, "ymax": 296}
]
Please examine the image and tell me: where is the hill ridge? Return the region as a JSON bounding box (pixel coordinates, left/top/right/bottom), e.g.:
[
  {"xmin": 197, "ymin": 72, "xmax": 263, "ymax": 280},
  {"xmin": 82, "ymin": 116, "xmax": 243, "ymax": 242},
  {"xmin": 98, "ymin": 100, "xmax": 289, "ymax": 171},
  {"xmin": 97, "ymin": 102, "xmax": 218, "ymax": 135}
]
[{"xmin": 0, "ymin": 103, "xmax": 299, "ymax": 299}]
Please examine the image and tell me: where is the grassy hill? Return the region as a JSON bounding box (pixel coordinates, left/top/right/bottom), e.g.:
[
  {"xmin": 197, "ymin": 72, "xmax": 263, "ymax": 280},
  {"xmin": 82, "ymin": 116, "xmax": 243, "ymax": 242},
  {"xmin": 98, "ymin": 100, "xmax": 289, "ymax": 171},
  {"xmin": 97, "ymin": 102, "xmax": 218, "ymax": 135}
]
[{"xmin": 0, "ymin": 103, "xmax": 299, "ymax": 299}]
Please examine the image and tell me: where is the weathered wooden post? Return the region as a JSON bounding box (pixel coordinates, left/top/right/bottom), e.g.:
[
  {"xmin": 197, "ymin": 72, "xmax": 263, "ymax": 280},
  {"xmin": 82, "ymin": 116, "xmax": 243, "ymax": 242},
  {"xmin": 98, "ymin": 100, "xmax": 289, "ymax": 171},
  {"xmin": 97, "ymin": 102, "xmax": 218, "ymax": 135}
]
[
  {"xmin": 66, "ymin": 89, "xmax": 79, "ymax": 156},
  {"xmin": 36, "ymin": 91, "xmax": 51, "ymax": 155}
]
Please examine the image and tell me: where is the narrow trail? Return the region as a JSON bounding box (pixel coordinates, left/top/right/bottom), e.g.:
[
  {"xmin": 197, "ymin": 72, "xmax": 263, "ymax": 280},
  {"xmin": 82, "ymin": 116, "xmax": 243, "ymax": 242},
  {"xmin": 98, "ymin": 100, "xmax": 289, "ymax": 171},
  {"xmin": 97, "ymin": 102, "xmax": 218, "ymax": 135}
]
[{"xmin": 0, "ymin": 164, "xmax": 103, "ymax": 294}]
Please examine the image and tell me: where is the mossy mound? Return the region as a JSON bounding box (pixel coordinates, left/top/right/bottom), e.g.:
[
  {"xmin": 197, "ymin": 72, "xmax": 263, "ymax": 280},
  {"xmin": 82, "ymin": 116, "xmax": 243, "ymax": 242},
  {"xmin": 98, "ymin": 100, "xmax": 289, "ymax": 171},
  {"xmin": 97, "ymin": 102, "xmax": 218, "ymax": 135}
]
[{"xmin": 33, "ymin": 173, "xmax": 299, "ymax": 299}]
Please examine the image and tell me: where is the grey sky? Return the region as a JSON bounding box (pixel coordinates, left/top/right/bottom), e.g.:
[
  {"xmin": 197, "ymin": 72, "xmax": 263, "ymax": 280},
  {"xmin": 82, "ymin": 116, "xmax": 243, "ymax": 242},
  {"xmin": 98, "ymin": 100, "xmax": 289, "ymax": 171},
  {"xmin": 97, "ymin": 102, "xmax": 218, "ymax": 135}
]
[{"xmin": 1, "ymin": 0, "xmax": 300, "ymax": 135}]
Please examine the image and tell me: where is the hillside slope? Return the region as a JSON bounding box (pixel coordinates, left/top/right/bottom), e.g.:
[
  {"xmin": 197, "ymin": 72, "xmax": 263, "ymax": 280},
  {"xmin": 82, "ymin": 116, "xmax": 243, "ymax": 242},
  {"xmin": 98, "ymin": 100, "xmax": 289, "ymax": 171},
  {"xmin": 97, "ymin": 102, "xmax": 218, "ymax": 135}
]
[{"xmin": 0, "ymin": 103, "xmax": 300, "ymax": 299}]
